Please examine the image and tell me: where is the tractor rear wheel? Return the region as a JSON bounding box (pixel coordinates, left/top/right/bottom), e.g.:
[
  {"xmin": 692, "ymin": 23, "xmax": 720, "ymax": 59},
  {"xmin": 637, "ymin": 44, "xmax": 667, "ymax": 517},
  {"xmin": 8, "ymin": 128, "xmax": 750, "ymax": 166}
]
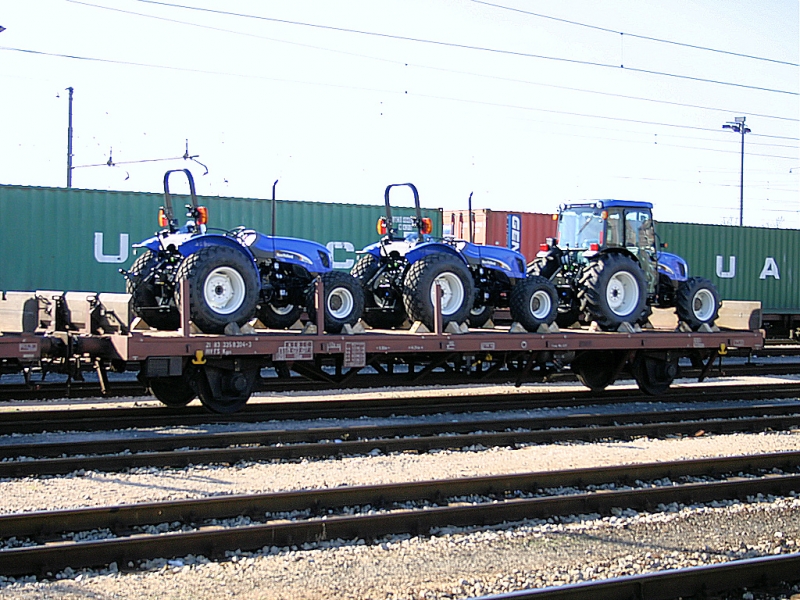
[
  {"xmin": 351, "ymin": 254, "xmax": 407, "ymax": 329},
  {"xmin": 126, "ymin": 250, "xmax": 180, "ymax": 330},
  {"xmin": 579, "ymin": 253, "xmax": 648, "ymax": 331},
  {"xmin": 676, "ymin": 277, "xmax": 720, "ymax": 330},
  {"xmin": 306, "ymin": 271, "xmax": 365, "ymax": 333},
  {"xmin": 403, "ymin": 254, "xmax": 474, "ymax": 331},
  {"xmin": 175, "ymin": 246, "xmax": 260, "ymax": 334},
  {"xmin": 509, "ymin": 276, "xmax": 558, "ymax": 331}
]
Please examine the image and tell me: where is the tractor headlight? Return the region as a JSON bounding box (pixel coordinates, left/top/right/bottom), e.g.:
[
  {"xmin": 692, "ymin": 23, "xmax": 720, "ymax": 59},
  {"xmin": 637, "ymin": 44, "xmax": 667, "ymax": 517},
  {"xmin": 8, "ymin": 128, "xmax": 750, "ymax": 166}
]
[{"xmin": 318, "ymin": 250, "xmax": 331, "ymax": 269}]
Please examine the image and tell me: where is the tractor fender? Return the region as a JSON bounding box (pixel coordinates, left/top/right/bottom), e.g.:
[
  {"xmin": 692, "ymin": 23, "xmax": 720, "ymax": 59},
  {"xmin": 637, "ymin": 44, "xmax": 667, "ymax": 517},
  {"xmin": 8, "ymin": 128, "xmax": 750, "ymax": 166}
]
[
  {"xmin": 177, "ymin": 234, "xmax": 261, "ymax": 284},
  {"xmin": 405, "ymin": 242, "xmax": 467, "ymax": 266},
  {"xmin": 459, "ymin": 243, "xmax": 526, "ymax": 279},
  {"xmin": 657, "ymin": 251, "xmax": 689, "ymax": 283}
]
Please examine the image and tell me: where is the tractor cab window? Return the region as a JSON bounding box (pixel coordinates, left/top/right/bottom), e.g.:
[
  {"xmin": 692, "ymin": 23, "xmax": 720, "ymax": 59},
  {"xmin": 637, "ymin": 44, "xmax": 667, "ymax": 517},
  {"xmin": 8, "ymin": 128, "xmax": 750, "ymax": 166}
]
[
  {"xmin": 625, "ymin": 209, "xmax": 654, "ymax": 249},
  {"xmin": 558, "ymin": 207, "xmax": 604, "ymax": 249},
  {"xmin": 606, "ymin": 211, "xmax": 623, "ymax": 247}
]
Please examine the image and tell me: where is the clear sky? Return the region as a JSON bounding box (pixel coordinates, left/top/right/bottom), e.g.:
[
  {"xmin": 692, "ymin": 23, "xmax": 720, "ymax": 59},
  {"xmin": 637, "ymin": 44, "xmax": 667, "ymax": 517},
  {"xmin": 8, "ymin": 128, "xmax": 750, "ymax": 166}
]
[{"xmin": 1, "ymin": 0, "xmax": 798, "ymax": 227}]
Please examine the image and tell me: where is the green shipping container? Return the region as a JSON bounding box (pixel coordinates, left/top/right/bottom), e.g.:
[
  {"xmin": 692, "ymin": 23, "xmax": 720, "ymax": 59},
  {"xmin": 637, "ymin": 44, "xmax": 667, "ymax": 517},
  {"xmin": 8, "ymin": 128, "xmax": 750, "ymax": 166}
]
[
  {"xmin": 656, "ymin": 221, "xmax": 800, "ymax": 315},
  {"xmin": 0, "ymin": 184, "xmax": 442, "ymax": 293}
]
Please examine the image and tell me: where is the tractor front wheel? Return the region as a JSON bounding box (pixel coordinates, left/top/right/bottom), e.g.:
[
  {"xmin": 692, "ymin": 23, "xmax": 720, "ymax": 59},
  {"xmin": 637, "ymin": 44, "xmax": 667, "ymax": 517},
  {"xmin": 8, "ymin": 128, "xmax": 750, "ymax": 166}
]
[
  {"xmin": 306, "ymin": 271, "xmax": 365, "ymax": 333},
  {"xmin": 676, "ymin": 277, "xmax": 720, "ymax": 330},
  {"xmin": 509, "ymin": 276, "xmax": 558, "ymax": 331}
]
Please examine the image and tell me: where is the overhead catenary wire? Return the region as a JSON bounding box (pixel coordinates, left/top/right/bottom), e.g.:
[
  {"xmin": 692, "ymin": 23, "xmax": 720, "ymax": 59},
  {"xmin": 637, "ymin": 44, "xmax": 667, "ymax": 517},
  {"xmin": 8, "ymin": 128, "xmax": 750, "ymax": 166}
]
[
  {"xmin": 62, "ymin": 0, "xmax": 800, "ymax": 124},
  {"xmin": 121, "ymin": 0, "xmax": 798, "ymax": 96},
  {"xmin": 2, "ymin": 45, "xmax": 796, "ymax": 149},
  {"xmin": 469, "ymin": 0, "xmax": 800, "ymax": 67}
]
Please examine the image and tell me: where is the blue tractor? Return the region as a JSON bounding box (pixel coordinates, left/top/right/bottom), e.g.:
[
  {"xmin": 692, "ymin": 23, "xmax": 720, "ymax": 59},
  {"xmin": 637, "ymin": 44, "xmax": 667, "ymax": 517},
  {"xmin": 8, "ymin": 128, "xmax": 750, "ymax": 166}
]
[
  {"xmin": 124, "ymin": 170, "xmax": 364, "ymax": 335},
  {"xmin": 351, "ymin": 183, "xmax": 558, "ymax": 332},
  {"xmin": 529, "ymin": 200, "xmax": 720, "ymax": 332}
]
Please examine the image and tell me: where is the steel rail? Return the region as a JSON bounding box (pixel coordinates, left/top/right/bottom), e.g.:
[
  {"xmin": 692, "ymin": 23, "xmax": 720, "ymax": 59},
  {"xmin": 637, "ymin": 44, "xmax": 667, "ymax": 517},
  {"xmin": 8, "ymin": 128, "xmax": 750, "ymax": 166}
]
[
  {"xmin": 1, "ymin": 408, "xmax": 800, "ymax": 478},
  {"xmin": 2, "ymin": 380, "xmax": 800, "ymax": 437},
  {"xmin": 2, "ymin": 401, "xmax": 799, "ymax": 462},
  {"xmin": 473, "ymin": 553, "xmax": 800, "ymax": 600},
  {"xmin": 0, "ymin": 452, "xmax": 798, "ymax": 578}
]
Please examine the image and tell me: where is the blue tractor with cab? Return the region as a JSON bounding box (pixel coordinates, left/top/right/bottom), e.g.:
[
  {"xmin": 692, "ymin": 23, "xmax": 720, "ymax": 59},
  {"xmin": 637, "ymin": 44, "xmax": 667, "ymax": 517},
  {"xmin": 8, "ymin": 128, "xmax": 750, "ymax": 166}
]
[{"xmin": 529, "ymin": 199, "xmax": 720, "ymax": 332}]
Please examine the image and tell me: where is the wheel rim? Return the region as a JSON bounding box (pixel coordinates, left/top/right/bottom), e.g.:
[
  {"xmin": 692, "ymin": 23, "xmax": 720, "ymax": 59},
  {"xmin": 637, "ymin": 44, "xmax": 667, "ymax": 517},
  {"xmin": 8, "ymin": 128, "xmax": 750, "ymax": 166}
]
[
  {"xmin": 431, "ymin": 272, "xmax": 465, "ymax": 316},
  {"xmin": 203, "ymin": 267, "xmax": 246, "ymax": 315},
  {"xmin": 606, "ymin": 271, "xmax": 639, "ymax": 316},
  {"xmin": 470, "ymin": 305, "xmax": 488, "ymax": 316},
  {"xmin": 269, "ymin": 303, "xmax": 296, "ymax": 316},
  {"xmin": 692, "ymin": 289, "xmax": 716, "ymax": 321},
  {"xmin": 529, "ymin": 289, "xmax": 553, "ymax": 320},
  {"xmin": 327, "ymin": 287, "xmax": 355, "ymax": 320}
]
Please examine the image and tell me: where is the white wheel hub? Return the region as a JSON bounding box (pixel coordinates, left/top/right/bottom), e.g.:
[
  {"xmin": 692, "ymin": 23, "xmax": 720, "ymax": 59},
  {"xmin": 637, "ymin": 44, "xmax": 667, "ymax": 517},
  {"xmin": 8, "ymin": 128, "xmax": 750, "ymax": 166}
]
[
  {"xmin": 327, "ymin": 287, "xmax": 355, "ymax": 320},
  {"xmin": 203, "ymin": 267, "xmax": 246, "ymax": 315},
  {"xmin": 529, "ymin": 289, "xmax": 553, "ymax": 320},
  {"xmin": 606, "ymin": 271, "xmax": 639, "ymax": 317},
  {"xmin": 431, "ymin": 271, "xmax": 465, "ymax": 316},
  {"xmin": 692, "ymin": 288, "xmax": 716, "ymax": 321},
  {"xmin": 269, "ymin": 303, "xmax": 296, "ymax": 316}
]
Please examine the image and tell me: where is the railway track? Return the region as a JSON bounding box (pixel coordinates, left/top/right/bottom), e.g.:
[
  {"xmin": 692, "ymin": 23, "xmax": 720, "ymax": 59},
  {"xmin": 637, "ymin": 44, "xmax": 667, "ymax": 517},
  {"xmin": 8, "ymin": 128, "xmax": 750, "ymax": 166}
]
[
  {"xmin": 478, "ymin": 553, "xmax": 800, "ymax": 599},
  {"xmin": 2, "ymin": 379, "xmax": 800, "ymax": 438},
  {"xmin": 1, "ymin": 451, "xmax": 798, "ymax": 580},
  {"xmin": 2, "ymin": 399, "xmax": 799, "ymax": 478},
  {"xmin": 0, "ymin": 355, "xmax": 797, "ymax": 403}
]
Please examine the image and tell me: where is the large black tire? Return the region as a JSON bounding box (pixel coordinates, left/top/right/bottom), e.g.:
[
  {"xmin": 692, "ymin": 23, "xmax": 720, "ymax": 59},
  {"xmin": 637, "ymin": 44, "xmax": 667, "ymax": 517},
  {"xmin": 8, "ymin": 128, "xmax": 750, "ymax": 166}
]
[
  {"xmin": 174, "ymin": 246, "xmax": 260, "ymax": 334},
  {"xmin": 351, "ymin": 254, "xmax": 407, "ymax": 329},
  {"xmin": 509, "ymin": 276, "xmax": 558, "ymax": 332},
  {"xmin": 257, "ymin": 302, "xmax": 303, "ymax": 330},
  {"xmin": 579, "ymin": 253, "xmax": 648, "ymax": 331},
  {"xmin": 528, "ymin": 257, "xmax": 580, "ymax": 328},
  {"xmin": 467, "ymin": 302, "xmax": 494, "ymax": 328},
  {"xmin": 403, "ymin": 254, "xmax": 474, "ymax": 331},
  {"xmin": 676, "ymin": 277, "xmax": 720, "ymax": 330},
  {"xmin": 126, "ymin": 250, "xmax": 180, "ymax": 330},
  {"xmin": 306, "ymin": 271, "xmax": 365, "ymax": 333},
  {"xmin": 147, "ymin": 376, "xmax": 196, "ymax": 407}
]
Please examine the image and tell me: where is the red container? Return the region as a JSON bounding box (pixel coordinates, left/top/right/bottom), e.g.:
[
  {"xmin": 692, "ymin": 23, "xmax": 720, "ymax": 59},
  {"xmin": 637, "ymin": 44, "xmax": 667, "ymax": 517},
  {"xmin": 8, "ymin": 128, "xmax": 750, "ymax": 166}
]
[{"xmin": 443, "ymin": 209, "xmax": 557, "ymax": 263}]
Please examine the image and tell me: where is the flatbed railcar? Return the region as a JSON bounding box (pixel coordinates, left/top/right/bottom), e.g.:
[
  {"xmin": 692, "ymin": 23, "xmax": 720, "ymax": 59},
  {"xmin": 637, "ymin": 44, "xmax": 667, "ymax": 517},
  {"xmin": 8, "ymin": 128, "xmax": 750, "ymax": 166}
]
[{"xmin": 0, "ymin": 285, "xmax": 765, "ymax": 413}]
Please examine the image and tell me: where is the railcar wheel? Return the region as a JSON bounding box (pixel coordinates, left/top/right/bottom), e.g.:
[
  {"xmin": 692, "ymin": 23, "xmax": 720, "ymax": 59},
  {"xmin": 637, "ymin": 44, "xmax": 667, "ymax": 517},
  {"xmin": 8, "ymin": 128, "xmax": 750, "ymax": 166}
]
[
  {"xmin": 193, "ymin": 363, "xmax": 259, "ymax": 414},
  {"xmin": 351, "ymin": 254, "xmax": 407, "ymax": 329},
  {"xmin": 676, "ymin": 277, "xmax": 720, "ymax": 331},
  {"xmin": 631, "ymin": 351, "xmax": 679, "ymax": 396},
  {"xmin": 571, "ymin": 350, "xmax": 625, "ymax": 391},
  {"xmin": 126, "ymin": 250, "xmax": 180, "ymax": 330},
  {"xmin": 147, "ymin": 375, "xmax": 195, "ymax": 407}
]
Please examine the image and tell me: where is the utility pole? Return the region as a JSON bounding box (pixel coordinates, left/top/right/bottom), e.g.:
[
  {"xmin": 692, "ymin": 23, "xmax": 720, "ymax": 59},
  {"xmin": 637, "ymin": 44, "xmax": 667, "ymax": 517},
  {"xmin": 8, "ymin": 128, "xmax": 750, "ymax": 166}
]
[
  {"xmin": 66, "ymin": 87, "xmax": 74, "ymax": 188},
  {"xmin": 722, "ymin": 116, "xmax": 751, "ymax": 226}
]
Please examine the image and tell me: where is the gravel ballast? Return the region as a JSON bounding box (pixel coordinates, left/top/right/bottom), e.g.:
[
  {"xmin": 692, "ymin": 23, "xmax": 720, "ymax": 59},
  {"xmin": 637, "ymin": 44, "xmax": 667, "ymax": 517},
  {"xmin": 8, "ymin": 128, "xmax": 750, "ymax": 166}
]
[{"xmin": 1, "ymin": 394, "xmax": 799, "ymax": 598}]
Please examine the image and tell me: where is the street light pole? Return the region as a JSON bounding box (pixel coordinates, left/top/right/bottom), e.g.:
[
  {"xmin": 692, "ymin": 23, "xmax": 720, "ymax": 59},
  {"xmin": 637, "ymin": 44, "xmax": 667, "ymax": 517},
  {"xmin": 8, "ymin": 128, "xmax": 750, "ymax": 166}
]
[{"xmin": 722, "ymin": 116, "xmax": 751, "ymax": 226}]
